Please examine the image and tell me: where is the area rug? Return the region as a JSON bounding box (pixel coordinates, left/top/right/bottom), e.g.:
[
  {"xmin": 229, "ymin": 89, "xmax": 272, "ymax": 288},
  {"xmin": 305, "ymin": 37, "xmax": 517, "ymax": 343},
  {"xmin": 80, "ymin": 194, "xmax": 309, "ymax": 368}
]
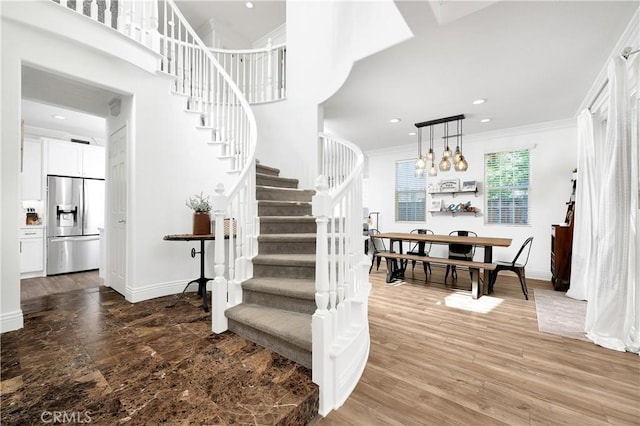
[{"xmin": 533, "ymin": 288, "xmax": 588, "ymax": 342}]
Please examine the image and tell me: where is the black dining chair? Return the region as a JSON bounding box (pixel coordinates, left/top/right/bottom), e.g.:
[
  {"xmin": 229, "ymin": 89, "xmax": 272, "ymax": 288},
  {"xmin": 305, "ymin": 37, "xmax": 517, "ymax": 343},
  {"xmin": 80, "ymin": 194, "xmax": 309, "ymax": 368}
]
[
  {"xmin": 488, "ymin": 237, "xmax": 534, "ymax": 299},
  {"xmin": 444, "ymin": 230, "xmax": 477, "ymax": 283},
  {"xmin": 368, "ymin": 229, "xmax": 389, "ymax": 273},
  {"xmin": 406, "ymin": 229, "xmax": 434, "ymax": 276}
]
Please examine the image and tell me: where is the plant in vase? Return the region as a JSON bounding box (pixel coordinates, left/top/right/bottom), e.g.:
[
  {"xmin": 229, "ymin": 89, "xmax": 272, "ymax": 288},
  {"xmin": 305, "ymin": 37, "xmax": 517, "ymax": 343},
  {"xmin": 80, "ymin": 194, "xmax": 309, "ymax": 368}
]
[{"xmin": 186, "ymin": 192, "xmax": 212, "ymax": 235}]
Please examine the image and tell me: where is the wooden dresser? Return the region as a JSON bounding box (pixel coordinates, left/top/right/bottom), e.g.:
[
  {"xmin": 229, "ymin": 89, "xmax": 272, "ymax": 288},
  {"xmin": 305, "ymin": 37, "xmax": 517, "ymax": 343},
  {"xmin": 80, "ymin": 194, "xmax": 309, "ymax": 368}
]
[{"xmin": 550, "ymin": 224, "xmax": 573, "ymax": 291}]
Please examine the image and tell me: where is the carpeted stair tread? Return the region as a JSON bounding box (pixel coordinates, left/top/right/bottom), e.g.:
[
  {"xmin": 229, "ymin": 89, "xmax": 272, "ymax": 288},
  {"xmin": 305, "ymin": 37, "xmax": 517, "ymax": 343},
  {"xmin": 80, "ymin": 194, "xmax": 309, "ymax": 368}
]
[
  {"xmin": 260, "ymin": 216, "xmax": 316, "ymax": 222},
  {"xmin": 258, "ymin": 233, "xmax": 317, "ymax": 242},
  {"xmin": 258, "ymin": 200, "xmax": 312, "ymax": 206},
  {"xmin": 256, "ymin": 174, "xmax": 299, "ymax": 188},
  {"xmin": 226, "ymin": 304, "xmax": 312, "ymax": 351},
  {"xmin": 256, "ymin": 164, "xmax": 280, "ymax": 176},
  {"xmin": 253, "ymin": 254, "xmax": 316, "ymax": 266},
  {"xmin": 243, "ymin": 277, "xmax": 315, "ymax": 300}
]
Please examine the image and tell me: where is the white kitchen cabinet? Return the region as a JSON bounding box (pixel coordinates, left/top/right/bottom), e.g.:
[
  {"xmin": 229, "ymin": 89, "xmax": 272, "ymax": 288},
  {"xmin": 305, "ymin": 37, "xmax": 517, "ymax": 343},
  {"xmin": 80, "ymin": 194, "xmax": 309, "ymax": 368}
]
[
  {"xmin": 45, "ymin": 139, "xmax": 105, "ymax": 178},
  {"xmin": 21, "ymin": 139, "xmax": 43, "ymax": 200},
  {"xmin": 82, "ymin": 144, "xmax": 106, "ymax": 179},
  {"xmin": 46, "ymin": 139, "xmax": 83, "ymax": 176},
  {"xmin": 20, "ymin": 227, "xmax": 44, "ymax": 274}
]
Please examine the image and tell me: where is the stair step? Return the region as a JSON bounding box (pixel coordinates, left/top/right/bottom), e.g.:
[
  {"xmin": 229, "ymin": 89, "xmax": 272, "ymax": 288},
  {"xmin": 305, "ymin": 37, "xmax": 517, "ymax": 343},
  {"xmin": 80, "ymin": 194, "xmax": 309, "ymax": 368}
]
[
  {"xmin": 257, "ymin": 186, "xmax": 314, "ymax": 202},
  {"xmin": 226, "ymin": 304, "xmax": 312, "ymax": 368},
  {"xmin": 253, "ymin": 254, "xmax": 316, "ymax": 279},
  {"xmin": 258, "ymin": 200, "xmax": 312, "ymax": 217},
  {"xmin": 256, "ymin": 173, "xmax": 298, "ymax": 189},
  {"xmin": 256, "ymin": 163, "xmax": 280, "ymax": 177},
  {"xmin": 259, "ymin": 216, "xmax": 317, "ymax": 234},
  {"xmin": 258, "ymin": 233, "xmax": 317, "ymax": 255},
  {"xmin": 242, "ymin": 277, "xmax": 316, "ymax": 314}
]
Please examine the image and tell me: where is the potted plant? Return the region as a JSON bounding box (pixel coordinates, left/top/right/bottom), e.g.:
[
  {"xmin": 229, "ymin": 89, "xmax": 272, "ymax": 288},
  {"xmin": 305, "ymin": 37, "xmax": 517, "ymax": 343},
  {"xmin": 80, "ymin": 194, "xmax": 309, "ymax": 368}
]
[{"xmin": 186, "ymin": 192, "xmax": 212, "ymax": 235}]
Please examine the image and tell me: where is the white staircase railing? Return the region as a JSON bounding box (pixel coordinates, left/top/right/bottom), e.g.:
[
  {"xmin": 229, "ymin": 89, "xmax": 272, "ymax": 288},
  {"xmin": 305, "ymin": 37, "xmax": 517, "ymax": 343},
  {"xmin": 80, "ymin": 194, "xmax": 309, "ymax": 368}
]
[
  {"xmin": 156, "ymin": 0, "xmax": 258, "ymax": 333},
  {"xmin": 210, "ymin": 40, "xmax": 287, "ymax": 104},
  {"xmin": 53, "ymin": 0, "xmax": 258, "ymax": 333},
  {"xmin": 312, "ymin": 133, "xmax": 371, "ymax": 415}
]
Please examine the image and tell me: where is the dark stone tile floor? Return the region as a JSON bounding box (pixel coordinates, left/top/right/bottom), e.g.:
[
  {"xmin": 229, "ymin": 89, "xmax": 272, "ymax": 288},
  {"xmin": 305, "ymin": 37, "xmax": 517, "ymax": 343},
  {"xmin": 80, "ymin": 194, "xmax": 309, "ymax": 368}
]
[{"xmin": 1, "ymin": 286, "xmax": 318, "ymax": 425}]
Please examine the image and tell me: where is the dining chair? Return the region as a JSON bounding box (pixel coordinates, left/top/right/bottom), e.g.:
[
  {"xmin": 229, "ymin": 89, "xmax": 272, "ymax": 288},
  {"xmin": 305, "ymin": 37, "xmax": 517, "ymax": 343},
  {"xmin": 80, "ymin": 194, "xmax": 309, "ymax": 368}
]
[
  {"xmin": 444, "ymin": 230, "xmax": 477, "ymax": 283},
  {"xmin": 368, "ymin": 229, "xmax": 389, "ymax": 273},
  {"xmin": 407, "ymin": 229, "xmax": 434, "ymax": 276},
  {"xmin": 488, "ymin": 237, "xmax": 534, "ymax": 299}
]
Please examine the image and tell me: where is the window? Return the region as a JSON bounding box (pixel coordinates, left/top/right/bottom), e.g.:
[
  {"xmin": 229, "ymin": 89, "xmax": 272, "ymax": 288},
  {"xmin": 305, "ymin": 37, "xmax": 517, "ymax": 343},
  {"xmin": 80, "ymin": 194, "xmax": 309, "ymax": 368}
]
[
  {"xmin": 485, "ymin": 149, "xmax": 530, "ymax": 224},
  {"xmin": 395, "ymin": 159, "xmax": 426, "ymax": 222}
]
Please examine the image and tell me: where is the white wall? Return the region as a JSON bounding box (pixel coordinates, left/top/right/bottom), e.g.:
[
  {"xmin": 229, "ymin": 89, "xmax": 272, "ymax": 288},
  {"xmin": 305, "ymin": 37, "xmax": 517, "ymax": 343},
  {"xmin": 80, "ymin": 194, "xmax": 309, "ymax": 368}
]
[
  {"xmin": 253, "ymin": 0, "xmax": 413, "ymax": 189},
  {"xmin": 1, "ymin": 4, "xmax": 234, "ymax": 331},
  {"xmin": 364, "ymin": 120, "xmax": 577, "ymax": 280}
]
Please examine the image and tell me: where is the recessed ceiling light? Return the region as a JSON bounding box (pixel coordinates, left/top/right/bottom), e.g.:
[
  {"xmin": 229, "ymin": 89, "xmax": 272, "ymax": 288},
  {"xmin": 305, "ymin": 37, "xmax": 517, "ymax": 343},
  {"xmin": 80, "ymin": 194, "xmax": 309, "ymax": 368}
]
[
  {"xmin": 408, "ymin": 132, "xmax": 416, "ymax": 136},
  {"xmin": 473, "ymin": 98, "xmax": 487, "ymax": 105},
  {"xmin": 389, "ymin": 118, "xmax": 401, "ymax": 124},
  {"xmin": 480, "ymin": 118, "xmax": 492, "ymax": 123},
  {"xmin": 52, "ymin": 114, "xmax": 66, "ymax": 120},
  {"xmin": 245, "ymin": 1, "xmax": 254, "ymax": 8}
]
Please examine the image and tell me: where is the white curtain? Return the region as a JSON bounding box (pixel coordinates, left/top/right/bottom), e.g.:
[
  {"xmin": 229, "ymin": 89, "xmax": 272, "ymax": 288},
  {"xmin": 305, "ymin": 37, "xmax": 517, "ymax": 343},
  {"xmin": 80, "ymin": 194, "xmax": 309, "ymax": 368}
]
[
  {"xmin": 584, "ymin": 56, "xmax": 639, "ymax": 353},
  {"xmin": 567, "ymin": 110, "xmax": 596, "ymax": 301}
]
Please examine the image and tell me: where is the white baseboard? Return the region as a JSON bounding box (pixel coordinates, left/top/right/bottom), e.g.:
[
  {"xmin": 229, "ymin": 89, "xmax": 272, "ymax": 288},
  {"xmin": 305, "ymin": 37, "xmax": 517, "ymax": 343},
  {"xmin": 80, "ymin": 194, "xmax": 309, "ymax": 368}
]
[
  {"xmin": 0, "ymin": 310, "xmax": 24, "ymax": 333},
  {"xmin": 125, "ymin": 279, "xmax": 213, "ymax": 303}
]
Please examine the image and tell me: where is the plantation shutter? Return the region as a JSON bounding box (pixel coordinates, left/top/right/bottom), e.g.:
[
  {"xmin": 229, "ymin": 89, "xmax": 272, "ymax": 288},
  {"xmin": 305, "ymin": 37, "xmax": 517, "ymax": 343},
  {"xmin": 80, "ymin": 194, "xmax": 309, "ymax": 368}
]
[
  {"xmin": 485, "ymin": 150, "xmax": 530, "ymax": 224},
  {"xmin": 395, "ymin": 159, "xmax": 426, "ymax": 222}
]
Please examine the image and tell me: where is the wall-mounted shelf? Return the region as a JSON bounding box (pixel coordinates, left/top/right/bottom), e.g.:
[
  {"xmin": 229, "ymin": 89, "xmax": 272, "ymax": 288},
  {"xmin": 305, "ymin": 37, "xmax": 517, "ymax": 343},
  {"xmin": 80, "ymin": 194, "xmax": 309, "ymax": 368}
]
[
  {"xmin": 430, "ymin": 210, "xmax": 480, "ymax": 217},
  {"xmin": 428, "ymin": 189, "xmax": 479, "ymax": 197}
]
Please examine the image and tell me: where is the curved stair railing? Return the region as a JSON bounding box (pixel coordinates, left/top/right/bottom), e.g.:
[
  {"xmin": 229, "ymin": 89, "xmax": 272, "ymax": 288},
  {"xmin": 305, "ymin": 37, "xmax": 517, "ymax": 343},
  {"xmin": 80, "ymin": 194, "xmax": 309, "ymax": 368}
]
[
  {"xmin": 52, "ymin": 0, "xmax": 258, "ymax": 333},
  {"xmin": 156, "ymin": 0, "xmax": 258, "ymax": 333},
  {"xmin": 312, "ymin": 133, "xmax": 371, "ymax": 415},
  {"xmin": 210, "ymin": 40, "xmax": 287, "ymax": 104}
]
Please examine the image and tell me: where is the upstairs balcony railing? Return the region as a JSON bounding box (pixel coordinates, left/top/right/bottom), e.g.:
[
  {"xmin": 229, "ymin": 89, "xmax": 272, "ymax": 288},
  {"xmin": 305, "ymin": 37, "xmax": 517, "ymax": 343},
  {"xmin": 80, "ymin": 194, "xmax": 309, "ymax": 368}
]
[{"xmin": 210, "ymin": 41, "xmax": 287, "ymax": 104}]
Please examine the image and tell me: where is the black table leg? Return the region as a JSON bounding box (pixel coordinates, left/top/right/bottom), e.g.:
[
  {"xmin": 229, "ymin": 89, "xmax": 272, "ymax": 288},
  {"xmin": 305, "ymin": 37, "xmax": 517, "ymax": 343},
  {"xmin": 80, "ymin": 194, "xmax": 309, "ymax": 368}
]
[{"xmin": 166, "ymin": 240, "xmax": 212, "ymax": 312}]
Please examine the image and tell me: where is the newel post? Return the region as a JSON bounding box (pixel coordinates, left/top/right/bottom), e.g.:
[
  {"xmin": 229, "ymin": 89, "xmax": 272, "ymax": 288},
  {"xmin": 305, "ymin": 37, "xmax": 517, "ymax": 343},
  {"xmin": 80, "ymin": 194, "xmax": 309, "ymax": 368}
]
[
  {"xmin": 211, "ymin": 183, "xmax": 229, "ymax": 333},
  {"xmin": 312, "ymin": 175, "xmax": 334, "ymax": 413}
]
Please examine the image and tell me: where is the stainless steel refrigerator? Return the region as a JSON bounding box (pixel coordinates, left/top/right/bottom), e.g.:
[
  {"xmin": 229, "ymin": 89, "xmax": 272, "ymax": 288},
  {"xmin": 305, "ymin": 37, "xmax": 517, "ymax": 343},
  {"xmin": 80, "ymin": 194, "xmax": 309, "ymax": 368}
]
[{"xmin": 46, "ymin": 176, "xmax": 105, "ymax": 275}]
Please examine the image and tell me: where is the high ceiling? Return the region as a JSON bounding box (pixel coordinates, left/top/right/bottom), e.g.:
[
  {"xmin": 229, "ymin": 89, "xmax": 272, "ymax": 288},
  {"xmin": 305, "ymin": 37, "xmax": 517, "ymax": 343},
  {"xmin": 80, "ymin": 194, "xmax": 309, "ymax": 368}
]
[
  {"xmin": 323, "ymin": 1, "xmax": 639, "ymax": 151},
  {"xmin": 21, "ymin": 1, "xmax": 637, "ymax": 152}
]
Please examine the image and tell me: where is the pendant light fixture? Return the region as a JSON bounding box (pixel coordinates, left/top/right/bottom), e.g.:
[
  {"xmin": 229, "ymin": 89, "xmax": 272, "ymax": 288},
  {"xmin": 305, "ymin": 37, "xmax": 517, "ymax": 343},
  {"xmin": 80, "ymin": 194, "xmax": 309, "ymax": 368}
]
[
  {"xmin": 454, "ymin": 118, "xmax": 469, "ymax": 171},
  {"xmin": 439, "ymin": 120, "xmax": 452, "ymax": 172},
  {"xmin": 414, "ymin": 114, "xmax": 467, "ymax": 175},
  {"xmin": 428, "ymin": 125, "xmax": 438, "ymax": 176}
]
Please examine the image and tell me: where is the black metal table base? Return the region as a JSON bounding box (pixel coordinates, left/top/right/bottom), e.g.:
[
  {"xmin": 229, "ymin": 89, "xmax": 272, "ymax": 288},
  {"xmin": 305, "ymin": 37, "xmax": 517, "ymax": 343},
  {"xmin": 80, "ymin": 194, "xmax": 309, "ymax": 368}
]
[{"xmin": 166, "ymin": 239, "xmax": 212, "ymax": 312}]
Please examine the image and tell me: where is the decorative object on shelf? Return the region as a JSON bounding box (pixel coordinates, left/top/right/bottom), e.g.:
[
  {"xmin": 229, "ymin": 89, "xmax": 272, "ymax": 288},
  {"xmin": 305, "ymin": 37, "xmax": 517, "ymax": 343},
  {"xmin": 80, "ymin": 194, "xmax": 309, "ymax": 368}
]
[
  {"xmin": 414, "ymin": 114, "xmax": 468, "ymax": 177},
  {"xmin": 445, "ymin": 201, "xmax": 477, "ymax": 213},
  {"xmin": 427, "ymin": 182, "xmax": 440, "ymax": 193},
  {"xmin": 429, "ymin": 199, "xmax": 443, "ymax": 212},
  {"xmin": 461, "ymin": 180, "xmax": 477, "ymax": 191},
  {"xmin": 439, "ymin": 178, "xmax": 460, "ymax": 192},
  {"xmin": 186, "ymin": 192, "xmax": 212, "ymax": 235}
]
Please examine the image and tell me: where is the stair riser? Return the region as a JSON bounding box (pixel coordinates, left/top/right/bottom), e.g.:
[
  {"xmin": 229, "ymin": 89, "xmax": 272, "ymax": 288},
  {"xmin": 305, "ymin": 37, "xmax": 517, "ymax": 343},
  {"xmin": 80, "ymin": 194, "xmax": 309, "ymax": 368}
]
[
  {"xmin": 258, "ymin": 204, "xmax": 312, "ymax": 216},
  {"xmin": 256, "ymin": 175, "xmax": 298, "ymax": 188},
  {"xmin": 243, "ymin": 290, "xmax": 316, "ymax": 315},
  {"xmin": 256, "ymin": 164, "xmax": 279, "ymax": 177},
  {"xmin": 257, "ymin": 188, "xmax": 314, "ymax": 202},
  {"xmin": 228, "ymin": 320, "xmax": 311, "ymax": 369},
  {"xmin": 260, "ymin": 221, "xmax": 317, "ymax": 234},
  {"xmin": 258, "ymin": 241, "xmax": 316, "ymax": 255},
  {"xmin": 253, "ymin": 263, "xmax": 315, "ymax": 280}
]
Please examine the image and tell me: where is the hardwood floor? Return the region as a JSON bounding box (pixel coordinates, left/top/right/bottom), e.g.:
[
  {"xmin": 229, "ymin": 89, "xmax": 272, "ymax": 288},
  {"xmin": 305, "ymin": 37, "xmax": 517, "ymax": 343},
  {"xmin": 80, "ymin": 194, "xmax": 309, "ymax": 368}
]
[
  {"xmin": 20, "ymin": 270, "xmax": 103, "ymax": 300},
  {"xmin": 319, "ymin": 264, "xmax": 640, "ymax": 425}
]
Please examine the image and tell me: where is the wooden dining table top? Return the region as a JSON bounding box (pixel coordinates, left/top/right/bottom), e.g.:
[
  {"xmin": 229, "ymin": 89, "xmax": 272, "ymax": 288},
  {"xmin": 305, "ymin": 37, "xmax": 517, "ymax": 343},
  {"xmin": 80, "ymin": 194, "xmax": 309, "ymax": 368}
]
[{"xmin": 375, "ymin": 232, "xmax": 512, "ymax": 247}]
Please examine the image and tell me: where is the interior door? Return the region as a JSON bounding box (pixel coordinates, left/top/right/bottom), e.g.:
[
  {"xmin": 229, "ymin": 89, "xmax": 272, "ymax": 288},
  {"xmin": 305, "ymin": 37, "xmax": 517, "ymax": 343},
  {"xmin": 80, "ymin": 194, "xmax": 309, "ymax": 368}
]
[{"xmin": 107, "ymin": 125, "xmax": 127, "ymax": 296}]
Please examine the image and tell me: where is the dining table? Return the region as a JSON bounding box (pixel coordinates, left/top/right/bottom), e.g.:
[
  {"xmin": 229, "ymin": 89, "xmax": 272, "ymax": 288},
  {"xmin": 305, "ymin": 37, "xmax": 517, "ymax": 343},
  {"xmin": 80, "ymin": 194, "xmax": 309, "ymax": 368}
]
[{"xmin": 375, "ymin": 232, "xmax": 512, "ymax": 292}]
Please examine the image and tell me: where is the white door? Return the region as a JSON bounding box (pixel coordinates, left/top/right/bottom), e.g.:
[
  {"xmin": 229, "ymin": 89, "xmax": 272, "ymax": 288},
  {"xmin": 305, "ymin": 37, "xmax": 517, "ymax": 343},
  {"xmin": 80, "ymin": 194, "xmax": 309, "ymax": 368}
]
[{"xmin": 107, "ymin": 125, "xmax": 127, "ymax": 296}]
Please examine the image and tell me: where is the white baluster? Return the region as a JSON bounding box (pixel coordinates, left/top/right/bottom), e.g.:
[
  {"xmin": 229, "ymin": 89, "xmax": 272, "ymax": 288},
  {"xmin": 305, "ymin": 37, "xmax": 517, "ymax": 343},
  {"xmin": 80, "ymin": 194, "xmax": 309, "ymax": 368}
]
[
  {"xmin": 60, "ymin": 0, "xmax": 68, "ymax": 8},
  {"xmin": 89, "ymin": 0, "xmax": 98, "ymax": 21},
  {"xmin": 104, "ymin": 0, "xmax": 112, "ymax": 28},
  {"xmin": 116, "ymin": 0, "xmax": 124, "ymax": 32},
  {"xmin": 266, "ymin": 38, "xmax": 273, "ymax": 101},
  {"xmin": 313, "ymin": 175, "xmax": 331, "ymax": 313},
  {"xmin": 75, "ymin": 0, "xmax": 81, "ymax": 13},
  {"xmin": 148, "ymin": 0, "xmax": 159, "ymax": 51},
  {"xmin": 212, "ymin": 183, "xmax": 228, "ymax": 333}
]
